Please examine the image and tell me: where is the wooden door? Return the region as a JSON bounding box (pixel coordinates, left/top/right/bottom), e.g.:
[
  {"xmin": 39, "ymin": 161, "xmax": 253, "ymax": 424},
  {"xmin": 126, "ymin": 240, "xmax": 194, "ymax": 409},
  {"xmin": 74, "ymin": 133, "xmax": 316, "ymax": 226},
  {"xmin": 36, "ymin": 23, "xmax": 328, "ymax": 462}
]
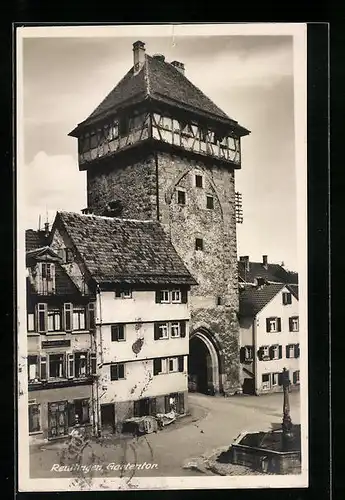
[
  {"xmin": 100, "ymin": 404, "xmax": 115, "ymax": 434},
  {"xmin": 48, "ymin": 401, "xmax": 69, "ymax": 439}
]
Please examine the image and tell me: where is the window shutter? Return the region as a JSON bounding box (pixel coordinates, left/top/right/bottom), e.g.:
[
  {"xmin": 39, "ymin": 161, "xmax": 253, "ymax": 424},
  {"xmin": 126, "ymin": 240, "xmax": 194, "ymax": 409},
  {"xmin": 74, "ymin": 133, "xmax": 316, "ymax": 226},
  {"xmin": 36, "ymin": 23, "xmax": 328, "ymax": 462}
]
[
  {"xmin": 286, "ymin": 346, "xmax": 290, "ymax": 359},
  {"xmin": 258, "ymin": 347, "xmax": 263, "ymax": 361},
  {"xmin": 110, "ymin": 364, "xmax": 118, "ymax": 381},
  {"xmin": 67, "ymin": 353, "xmax": 74, "ymax": 378},
  {"xmin": 119, "ymin": 324, "xmax": 125, "ymax": 340},
  {"xmin": 266, "ymin": 319, "xmax": 270, "ymax": 332},
  {"xmin": 164, "ymin": 395, "xmax": 170, "ymax": 413},
  {"xmin": 133, "ymin": 400, "xmax": 140, "ymax": 417},
  {"xmin": 277, "ymin": 318, "xmax": 282, "ymax": 332},
  {"xmin": 278, "ymin": 373, "xmax": 283, "ymax": 386},
  {"xmin": 178, "ymin": 356, "xmax": 184, "ymax": 372},
  {"xmin": 293, "ymin": 371, "xmax": 297, "ymax": 384},
  {"xmin": 153, "ymin": 358, "xmax": 161, "ymax": 376},
  {"xmin": 181, "ymin": 289, "xmax": 188, "ymax": 303},
  {"xmin": 155, "ymin": 290, "xmax": 161, "ymax": 303},
  {"xmin": 289, "ymin": 318, "xmax": 293, "ymax": 332},
  {"xmin": 40, "ymin": 356, "xmax": 47, "ymax": 380},
  {"xmin": 115, "ymin": 289, "xmax": 122, "ymax": 298},
  {"xmin": 180, "ymin": 321, "xmax": 186, "ymax": 338},
  {"xmin": 90, "ymin": 353, "xmax": 97, "ymax": 375},
  {"xmin": 64, "ymin": 303, "xmax": 73, "ymax": 332},
  {"xmin": 282, "ymin": 293, "xmax": 287, "ymax": 305},
  {"xmin": 269, "ymin": 346, "xmax": 274, "ymax": 360},
  {"xmin": 154, "ymin": 323, "xmax": 160, "ymax": 340},
  {"xmin": 279, "ymin": 345, "xmax": 283, "ymax": 359},
  {"xmin": 294, "ymin": 344, "xmax": 300, "ymax": 358},
  {"xmin": 88, "ymin": 303, "xmax": 95, "ymax": 331}
]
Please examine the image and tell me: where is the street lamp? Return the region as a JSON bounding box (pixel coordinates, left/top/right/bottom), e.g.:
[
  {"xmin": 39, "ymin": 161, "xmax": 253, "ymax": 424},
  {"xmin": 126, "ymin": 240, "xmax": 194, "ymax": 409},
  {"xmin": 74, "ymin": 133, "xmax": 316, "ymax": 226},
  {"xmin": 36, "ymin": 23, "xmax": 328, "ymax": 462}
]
[{"xmin": 281, "ymin": 367, "xmax": 294, "ymax": 450}]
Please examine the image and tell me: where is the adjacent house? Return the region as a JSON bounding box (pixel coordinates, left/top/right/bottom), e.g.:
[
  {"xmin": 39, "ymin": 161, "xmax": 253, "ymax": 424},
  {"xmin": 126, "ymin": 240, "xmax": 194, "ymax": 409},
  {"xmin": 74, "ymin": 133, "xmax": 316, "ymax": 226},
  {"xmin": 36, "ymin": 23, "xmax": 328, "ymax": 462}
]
[
  {"xmin": 47, "ymin": 210, "xmax": 197, "ymax": 435},
  {"xmin": 26, "ymin": 230, "xmax": 97, "ymax": 442},
  {"xmin": 239, "ymin": 282, "xmax": 300, "ymax": 395}
]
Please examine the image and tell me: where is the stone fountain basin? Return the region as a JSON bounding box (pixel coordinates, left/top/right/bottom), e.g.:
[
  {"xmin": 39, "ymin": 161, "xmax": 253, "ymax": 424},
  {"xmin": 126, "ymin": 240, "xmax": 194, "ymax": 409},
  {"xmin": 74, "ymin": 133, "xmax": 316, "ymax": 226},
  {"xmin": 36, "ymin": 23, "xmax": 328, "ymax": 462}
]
[{"xmin": 218, "ymin": 424, "xmax": 301, "ymax": 475}]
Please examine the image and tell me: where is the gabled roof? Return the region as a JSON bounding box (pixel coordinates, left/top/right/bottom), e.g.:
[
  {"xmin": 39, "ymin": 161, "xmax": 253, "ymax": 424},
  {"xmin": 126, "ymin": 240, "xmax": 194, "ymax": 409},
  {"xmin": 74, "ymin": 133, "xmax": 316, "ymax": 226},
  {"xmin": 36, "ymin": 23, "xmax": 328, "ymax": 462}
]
[
  {"xmin": 239, "ymin": 283, "xmax": 286, "ymax": 317},
  {"xmin": 54, "ymin": 211, "xmax": 197, "ymax": 286},
  {"xmin": 26, "ymin": 246, "xmax": 61, "ymax": 265},
  {"xmin": 288, "ymin": 284, "xmax": 299, "ymax": 300},
  {"xmin": 25, "ymin": 229, "xmax": 49, "ymax": 252},
  {"xmin": 238, "ymin": 260, "xmax": 298, "ymax": 285},
  {"xmin": 70, "ymin": 55, "xmax": 250, "ymax": 136}
]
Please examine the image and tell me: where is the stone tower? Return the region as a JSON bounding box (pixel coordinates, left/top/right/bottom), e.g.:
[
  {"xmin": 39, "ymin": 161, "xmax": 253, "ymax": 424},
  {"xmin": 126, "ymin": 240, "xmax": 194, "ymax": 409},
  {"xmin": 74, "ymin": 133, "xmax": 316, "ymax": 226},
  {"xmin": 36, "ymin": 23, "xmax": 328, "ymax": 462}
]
[{"xmin": 69, "ymin": 41, "xmax": 250, "ymax": 395}]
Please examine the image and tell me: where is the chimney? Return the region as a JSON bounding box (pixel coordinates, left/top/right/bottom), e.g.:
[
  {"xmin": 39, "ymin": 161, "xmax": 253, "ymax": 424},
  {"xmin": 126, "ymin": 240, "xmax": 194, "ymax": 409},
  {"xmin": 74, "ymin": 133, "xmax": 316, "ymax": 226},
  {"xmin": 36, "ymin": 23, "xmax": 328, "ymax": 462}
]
[
  {"xmin": 171, "ymin": 60, "xmax": 185, "ymax": 75},
  {"xmin": 240, "ymin": 255, "xmax": 250, "ymax": 273},
  {"xmin": 133, "ymin": 40, "xmax": 146, "ymax": 74},
  {"xmin": 262, "ymin": 255, "xmax": 268, "ymax": 269},
  {"xmin": 153, "ymin": 54, "xmax": 165, "ymax": 62}
]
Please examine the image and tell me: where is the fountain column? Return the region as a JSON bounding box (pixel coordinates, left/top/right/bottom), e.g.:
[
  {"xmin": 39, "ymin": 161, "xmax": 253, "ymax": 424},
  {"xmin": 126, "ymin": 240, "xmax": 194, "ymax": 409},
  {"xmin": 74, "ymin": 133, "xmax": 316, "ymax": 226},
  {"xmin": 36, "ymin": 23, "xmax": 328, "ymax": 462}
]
[{"xmin": 281, "ymin": 367, "xmax": 294, "ymax": 450}]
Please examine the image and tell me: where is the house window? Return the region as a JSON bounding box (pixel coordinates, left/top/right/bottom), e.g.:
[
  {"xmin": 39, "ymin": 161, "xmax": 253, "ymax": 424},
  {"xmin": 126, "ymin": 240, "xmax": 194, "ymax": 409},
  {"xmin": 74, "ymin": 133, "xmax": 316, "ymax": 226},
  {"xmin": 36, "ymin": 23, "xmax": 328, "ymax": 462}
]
[
  {"xmin": 244, "ymin": 346, "xmax": 253, "ymax": 360},
  {"xmin": 170, "ymin": 322, "xmax": 180, "ymax": 338},
  {"xmin": 122, "ymin": 289, "xmax": 132, "ymax": 299},
  {"xmin": 159, "ymin": 290, "xmax": 170, "ymax": 303},
  {"xmin": 153, "ymin": 358, "xmax": 167, "ymax": 375},
  {"xmin": 90, "ymin": 353, "xmax": 97, "ymax": 375},
  {"xmin": 111, "ymin": 324, "xmax": 125, "ymax": 342},
  {"xmin": 289, "ymin": 317, "xmax": 299, "ymax": 332},
  {"xmin": 206, "ymin": 195, "xmax": 214, "ymax": 209},
  {"xmin": 158, "ymin": 322, "xmax": 169, "ymax": 339},
  {"xmin": 28, "ymin": 355, "xmax": 39, "ymax": 382},
  {"xmin": 108, "ymin": 121, "xmax": 119, "ymax": 140},
  {"xmin": 271, "ymin": 345, "xmax": 280, "ymax": 360},
  {"xmin": 28, "ymin": 403, "xmax": 41, "ymax": 433},
  {"xmin": 168, "ymin": 357, "xmax": 180, "ymax": 373},
  {"xmin": 262, "ymin": 373, "xmax": 270, "ymax": 389},
  {"xmin": 293, "ymin": 370, "xmax": 300, "ymax": 384},
  {"xmin": 195, "ymin": 174, "xmax": 203, "ymax": 188},
  {"xmin": 75, "ymin": 352, "xmax": 88, "ymax": 378},
  {"xmin": 110, "ymin": 363, "xmax": 125, "ymax": 380},
  {"xmin": 282, "ymin": 292, "xmax": 292, "ymax": 305},
  {"xmin": 272, "ymin": 373, "xmax": 280, "ymax": 386},
  {"xmin": 27, "ymin": 313, "xmax": 35, "ymax": 332},
  {"xmin": 65, "ymin": 248, "xmax": 74, "ymax": 264},
  {"xmin": 266, "ymin": 317, "xmax": 281, "ymax": 333},
  {"xmin": 41, "ymin": 263, "xmax": 53, "ymax": 280},
  {"xmin": 195, "ymin": 238, "xmax": 204, "ymax": 251},
  {"xmin": 73, "ymin": 307, "xmax": 86, "ymax": 331},
  {"xmin": 36, "ymin": 303, "xmax": 47, "ymax": 333},
  {"xmin": 67, "ymin": 353, "xmax": 75, "ymax": 378},
  {"xmin": 177, "ymin": 190, "xmax": 186, "ymax": 205},
  {"xmin": 260, "ymin": 346, "xmax": 270, "ymax": 360},
  {"xmin": 171, "ymin": 290, "xmax": 181, "ymax": 303},
  {"xmin": 286, "ymin": 344, "xmax": 296, "ymax": 359},
  {"xmin": 47, "ymin": 308, "xmax": 61, "ymax": 332},
  {"xmin": 119, "ymin": 117, "xmax": 129, "ymax": 136},
  {"xmin": 49, "ymin": 354, "xmax": 65, "ymax": 379}
]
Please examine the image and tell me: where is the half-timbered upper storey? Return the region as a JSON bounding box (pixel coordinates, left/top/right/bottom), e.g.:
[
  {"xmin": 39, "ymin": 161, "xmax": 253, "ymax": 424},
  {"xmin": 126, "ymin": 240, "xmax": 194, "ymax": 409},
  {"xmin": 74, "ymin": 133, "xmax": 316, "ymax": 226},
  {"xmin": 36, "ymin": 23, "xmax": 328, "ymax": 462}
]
[{"xmin": 69, "ymin": 41, "xmax": 250, "ymax": 171}]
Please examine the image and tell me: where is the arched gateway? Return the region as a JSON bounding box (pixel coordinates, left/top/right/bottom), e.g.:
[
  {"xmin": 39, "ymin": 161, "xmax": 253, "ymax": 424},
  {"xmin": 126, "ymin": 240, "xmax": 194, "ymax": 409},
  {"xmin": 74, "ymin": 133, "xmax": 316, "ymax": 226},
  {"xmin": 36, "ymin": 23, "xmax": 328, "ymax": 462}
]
[{"xmin": 189, "ymin": 330, "xmax": 221, "ymax": 395}]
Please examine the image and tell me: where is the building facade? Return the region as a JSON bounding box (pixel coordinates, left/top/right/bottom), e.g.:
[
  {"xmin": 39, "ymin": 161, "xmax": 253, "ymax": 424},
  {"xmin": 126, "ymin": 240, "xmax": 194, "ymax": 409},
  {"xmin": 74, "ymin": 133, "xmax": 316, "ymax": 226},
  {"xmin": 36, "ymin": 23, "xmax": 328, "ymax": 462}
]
[
  {"xmin": 26, "ymin": 233, "xmax": 97, "ymax": 442},
  {"xmin": 47, "ymin": 211, "xmax": 196, "ymax": 434},
  {"xmin": 68, "ymin": 41, "xmax": 250, "ymax": 395},
  {"xmin": 238, "ymin": 256, "xmax": 300, "ymax": 395}
]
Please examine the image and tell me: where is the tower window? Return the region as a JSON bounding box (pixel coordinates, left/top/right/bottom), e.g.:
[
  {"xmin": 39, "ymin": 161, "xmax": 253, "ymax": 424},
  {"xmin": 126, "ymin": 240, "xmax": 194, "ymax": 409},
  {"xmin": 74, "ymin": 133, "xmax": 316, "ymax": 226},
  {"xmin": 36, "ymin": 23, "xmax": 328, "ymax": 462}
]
[
  {"xmin": 206, "ymin": 195, "xmax": 214, "ymax": 209},
  {"xmin": 177, "ymin": 190, "xmax": 186, "ymax": 205},
  {"xmin": 195, "ymin": 238, "xmax": 204, "ymax": 251},
  {"xmin": 195, "ymin": 175, "xmax": 203, "ymax": 188}
]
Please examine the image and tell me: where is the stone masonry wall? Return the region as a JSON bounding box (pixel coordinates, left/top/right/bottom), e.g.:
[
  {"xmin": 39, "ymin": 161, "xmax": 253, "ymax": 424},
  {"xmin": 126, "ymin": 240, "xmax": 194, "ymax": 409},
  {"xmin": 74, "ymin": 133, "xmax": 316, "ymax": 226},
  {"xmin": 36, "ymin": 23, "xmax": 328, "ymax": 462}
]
[
  {"xmin": 156, "ymin": 152, "xmax": 241, "ymax": 395},
  {"xmin": 87, "ymin": 155, "xmax": 157, "ymax": 220}
]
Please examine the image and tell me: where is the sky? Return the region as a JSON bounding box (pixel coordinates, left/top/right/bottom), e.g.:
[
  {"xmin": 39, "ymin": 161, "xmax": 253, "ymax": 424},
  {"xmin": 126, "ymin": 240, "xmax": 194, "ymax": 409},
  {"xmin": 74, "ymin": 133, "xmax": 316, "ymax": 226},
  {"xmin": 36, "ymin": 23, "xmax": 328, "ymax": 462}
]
[{"xmin": 20, "ymin": 28, "xmax": 299, "ymax": 270}]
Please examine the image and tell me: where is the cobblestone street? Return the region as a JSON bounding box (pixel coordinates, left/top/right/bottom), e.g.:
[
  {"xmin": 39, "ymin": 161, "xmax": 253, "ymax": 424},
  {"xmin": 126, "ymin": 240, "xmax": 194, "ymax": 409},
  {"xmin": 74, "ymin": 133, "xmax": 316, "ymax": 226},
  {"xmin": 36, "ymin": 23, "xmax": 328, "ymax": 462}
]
[{"xmin": 29, "ymin": 390, "xmax": 300, "ymax": 479}]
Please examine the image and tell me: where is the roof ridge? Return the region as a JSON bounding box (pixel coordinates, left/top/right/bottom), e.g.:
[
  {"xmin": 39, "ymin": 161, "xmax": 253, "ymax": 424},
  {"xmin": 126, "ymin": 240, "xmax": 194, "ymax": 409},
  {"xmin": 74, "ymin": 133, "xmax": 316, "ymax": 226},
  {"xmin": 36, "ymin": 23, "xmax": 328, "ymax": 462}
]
[{"xmin": 58, "ymin": 211, "xmax": 156, "ymax": 224}]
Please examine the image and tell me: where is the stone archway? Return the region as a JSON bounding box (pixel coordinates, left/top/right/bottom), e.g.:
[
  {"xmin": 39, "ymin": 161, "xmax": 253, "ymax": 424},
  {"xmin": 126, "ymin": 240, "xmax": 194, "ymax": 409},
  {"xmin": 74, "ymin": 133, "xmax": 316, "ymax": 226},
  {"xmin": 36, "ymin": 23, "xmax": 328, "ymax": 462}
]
[{"xmin": 189, "ymin": 330, "xmax": 220, "ymax": 395}]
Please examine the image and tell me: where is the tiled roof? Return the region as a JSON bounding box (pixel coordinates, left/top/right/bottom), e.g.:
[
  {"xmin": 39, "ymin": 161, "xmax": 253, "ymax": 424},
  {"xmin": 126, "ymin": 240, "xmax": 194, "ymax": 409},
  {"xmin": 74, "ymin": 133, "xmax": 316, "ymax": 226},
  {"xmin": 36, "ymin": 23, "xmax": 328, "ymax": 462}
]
[
  {"xmin": 239, "ymin": 283, "xmax": 286, "ymax": 317},
  {"xmin": 238, "ymin": 261, "xmax": 298, "ymax": 285},
  {"xmin": 25, "ymin": 229, "xmax": 49, "ymax": 252},
  {"xmin": 55, "ymin": 211, "xmax": 197, "ymax": 286},
  {"xmin": 288, "ymin": 284, "xmax": 299, "ymax": 300},
  {"xmin": 70, "ymin": 55, "xmax": 249, "ymax": 135}
]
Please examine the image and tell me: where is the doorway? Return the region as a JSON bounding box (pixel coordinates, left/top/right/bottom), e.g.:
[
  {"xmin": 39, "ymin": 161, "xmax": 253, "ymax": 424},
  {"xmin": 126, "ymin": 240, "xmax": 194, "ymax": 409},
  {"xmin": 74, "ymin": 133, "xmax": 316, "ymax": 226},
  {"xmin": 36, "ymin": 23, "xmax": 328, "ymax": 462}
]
[
  {"xmin": 100, "ymin": 403, "xmax": 115, "ymax": 434},
  {"xmin": 48, "ymin": 401, "xmax": 69, "ymax": 439},
  {"xmin": 189, "ymin": 331, "xmax": 220, "ymax": 395}
]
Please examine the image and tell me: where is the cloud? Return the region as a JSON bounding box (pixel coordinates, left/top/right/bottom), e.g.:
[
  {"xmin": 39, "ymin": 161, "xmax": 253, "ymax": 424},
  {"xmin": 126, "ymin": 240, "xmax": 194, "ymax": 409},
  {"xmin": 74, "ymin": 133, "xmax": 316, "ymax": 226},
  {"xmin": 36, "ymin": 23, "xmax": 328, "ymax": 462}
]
[{"xmin": 22, "ymin": 151, "xmax": 86, "ymax": 229}]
